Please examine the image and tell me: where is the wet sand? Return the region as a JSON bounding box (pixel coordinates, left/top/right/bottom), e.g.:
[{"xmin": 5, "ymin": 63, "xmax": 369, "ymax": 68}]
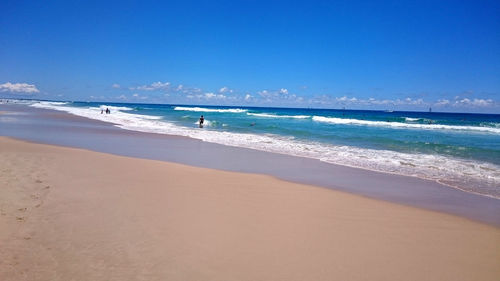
[
  {"xmin": 1, "ymin": 103, "xmax": 500, "ymax": 226},
  {"xmin": 1, "ymin": 137, "xmax": 499, "ymax": 281}
]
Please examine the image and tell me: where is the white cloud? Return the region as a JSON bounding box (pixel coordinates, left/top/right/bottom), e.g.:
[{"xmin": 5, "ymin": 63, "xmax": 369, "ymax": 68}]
[
  {"xmin": 354, "ymin": 97, "xmax": 424, "ymax": 106},
  {"xmin": 435, "ymin": 99, "xmax": 450, "ymax": 106},
  {"xmin": 311, "ymin": 95, "xmax": 435, "ymax": 108},
  {"xmin": 308, "ymin": 94, "xmax": 499, "ymax": 110},
  {"xmin": 219, "ymin": 86, "xmax": 233, "ymax": 94},
  {"xmin": 471, "ymin": 98, "xmax": 493, "ymax": 106},
  {"xmin": 336, "ymin": 96, "xmax": 358, "ymax": 102},
  {"xmin": 0, "ymin": 82, "xmax": 39, "ymax": 94},
  {"xmin": 397, "ymin": 98, "xmax": 424, "ymax": 105},
  {"xmin": 117, "ymin": 95, "xmax": 127, "ymax": 100},
  {"xmin": 96, "ymin": 81, "xmax": 500, "ymax": 111},
  {"xmin": 254, "ymin": 88, "xmax": 308, "ymax": 105},
  {"xmin": 151, "ymin": 81, "xmax": 170, "ymax": 89},
  {"xmin": 131, "ymin": 93, "xmax": 148, "ymax": 100},
  {"xmin": 258, "ymin": 88, "xmax": 291, "ymax": 99},
  {"xmin": 258, "ymin": 90, "xmax": 269, "ymax": 97},
  {"xmin": 169, "ymin": 84, "xmax": 202, "ymax": 96},
  {"xmin": 132, "ymin": 81, "xmax": 170, "ymax": 91},
  {"xmin": 371, "ymin": 99, "xmax": 392, "ymax": 105},
  {"xmin": 454, "ymin": 98, "xmax": 493, "ymax": 107},
  {"xmin": 205, "ymin": 92, "xmax": 226, "ymax": 99}
]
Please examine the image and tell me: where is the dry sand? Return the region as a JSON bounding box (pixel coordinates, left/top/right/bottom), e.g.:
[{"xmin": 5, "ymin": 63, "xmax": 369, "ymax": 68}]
[{"xmin": 0, "ymin": 136, "xmax": 499, "ymax": 281}]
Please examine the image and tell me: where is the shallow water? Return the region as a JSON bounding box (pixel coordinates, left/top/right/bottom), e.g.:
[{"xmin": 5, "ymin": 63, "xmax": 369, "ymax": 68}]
[
  {"xmin": 2, "ymin": 102, "xmax": 500, "ymax": 226},
  {"xmin": 27, "ymin": 100, "xmax": 500, "ymax": 198}
]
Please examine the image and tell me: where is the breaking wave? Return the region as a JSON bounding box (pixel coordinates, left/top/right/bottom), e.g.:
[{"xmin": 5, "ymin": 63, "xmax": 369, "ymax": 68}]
[
  {"xmin": 312, "ymin": 116, "xmax": 500, "ymax": 134},
  {"xmin": 174, "ymin": 106, "xmax": 247, "ymax": 113},
  {"xmin": 247, "ymin": 112, "xmax": 310, "ymax": 119},
  {"xmin": 30, "ymin": 101, "xmax": 500, "ymax": 199}
]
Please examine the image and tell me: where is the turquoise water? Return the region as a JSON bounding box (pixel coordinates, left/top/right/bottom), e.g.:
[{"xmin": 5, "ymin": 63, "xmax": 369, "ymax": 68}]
[{"xmin": 31, "ymin": 101, "xmax": 500, "ymax": 198}]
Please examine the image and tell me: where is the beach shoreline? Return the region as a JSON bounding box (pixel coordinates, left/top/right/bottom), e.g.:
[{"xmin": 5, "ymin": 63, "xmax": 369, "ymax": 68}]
[
  {"xmin": 1, "ymin": 103, "xmax": 499, "ymax": 226},
  {"xmin": 3, "ymin": 1, "xmax": 499, "ymax": 279},
  {"xmin": 1, "ymin": 136, "xmax": 499, "ymax": 281},
  {"xmin": 27, "ymin": 100, "xmax": 500, "ymax": 200}
]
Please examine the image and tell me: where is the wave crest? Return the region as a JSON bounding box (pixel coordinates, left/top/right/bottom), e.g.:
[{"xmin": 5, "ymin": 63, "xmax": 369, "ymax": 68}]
[
  {"xmin": 98, "ymin": 105, "xmax": 134, "ymax": 111},
  {"xmin": 312, "ymin": 116, "xmax": 500, "ymax": 134},
  {"xmin": 29, "ymin": 101, "xmax": 500, "ymax": 199},
  {"xmin": 174, "ymin": 106, "xmax": 247, "ymax": 113},
  {"xmin": 247, "ymin": 113, "xmax": 310, "ymax": 119}
]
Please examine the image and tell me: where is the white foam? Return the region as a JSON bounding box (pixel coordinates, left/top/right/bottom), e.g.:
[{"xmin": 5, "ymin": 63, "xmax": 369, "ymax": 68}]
[
  {"xmin": 174, "ymin": 106, "xmax": 247, "ymax": 113},
  {"xmin": 11, "ymin": 100, "xmax": 60, "ymax": 106},
  {"xmin": 247, "ymin": 113, "xmax": 310, "ymax": 119},
  {"xmin": 313, "ymin": 116, "xmax": 500, "ymax": 134},
  {"xmin": 98, "ymin": 105, "xmax": 134, "ymax": 111},
  {"xmin": 31, "ymin": 102, "xmax": 162, "ymax": 125},
  {"xmin": 193, "ymin": 120, "xmax": 214, "ymax": 127},
  {"xmin": 404, "ymin": 117, "xmax": 421, "ymax": 122},
  {"xmin": 30, "ymin": 101, "xmax": 500, "ymax": 199},
  {"xmin": 42, "ymin": 101, "xmax": 69, "ymax": 106}
]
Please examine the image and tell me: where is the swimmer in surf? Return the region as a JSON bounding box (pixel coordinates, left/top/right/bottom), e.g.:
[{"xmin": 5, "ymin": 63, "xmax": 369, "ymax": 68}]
[{"xmin": 199, "ymin": 115, "xmax": 204, "ymax": 127}]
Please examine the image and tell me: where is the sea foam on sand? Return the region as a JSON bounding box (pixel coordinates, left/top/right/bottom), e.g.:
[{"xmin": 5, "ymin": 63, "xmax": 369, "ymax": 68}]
[{"xmin": 30, "ymin": 101, "xmax": 500, "ymax": 199}]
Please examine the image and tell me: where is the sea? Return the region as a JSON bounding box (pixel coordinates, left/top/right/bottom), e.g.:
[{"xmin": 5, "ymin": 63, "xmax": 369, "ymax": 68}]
[{"xmin": 27, "ymin": 100, "xmax": 500, "ymax": 199}]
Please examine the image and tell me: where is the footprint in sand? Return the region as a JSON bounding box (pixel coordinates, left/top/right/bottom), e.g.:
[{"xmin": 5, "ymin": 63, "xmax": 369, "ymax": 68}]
[
  {"xmin": 35, "ymin": 179, "xmax": 43, "ymax": 183},
  {"xmin": 18, "ymin": 207, "xmax": 27, "ymax": 212},
  {"xmin": 45, "ymin": 185, "xmax": 50, "ymax": 189},
  {"xmin": 16, "ymin": 217, "xmax": 25, "ymax": 222}
]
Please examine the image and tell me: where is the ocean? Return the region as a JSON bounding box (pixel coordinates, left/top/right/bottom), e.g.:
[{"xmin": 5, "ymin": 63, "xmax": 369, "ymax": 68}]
[{"xmin": 29, "ymin": 100, "xmax": 500, "ymax": 199}]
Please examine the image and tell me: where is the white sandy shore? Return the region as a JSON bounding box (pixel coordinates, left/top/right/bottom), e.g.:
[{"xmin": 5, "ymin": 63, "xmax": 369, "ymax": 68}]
[{"xmin": 0, "ymin": 137, "xmax": 499, "ymax": 281}]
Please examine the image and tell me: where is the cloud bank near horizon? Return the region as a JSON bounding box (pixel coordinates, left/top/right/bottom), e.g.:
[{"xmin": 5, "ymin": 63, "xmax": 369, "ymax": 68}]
[
  {"xmin": 0, "ymin": 82, "xmax": 39, "ymax": 94},
  {"xmin": 103, "ymin": 81, "xmax": 499, "ymax": 112},
  {"xmin": 1, "ymin": 80, "xmax": 496, "ymax": 113}
]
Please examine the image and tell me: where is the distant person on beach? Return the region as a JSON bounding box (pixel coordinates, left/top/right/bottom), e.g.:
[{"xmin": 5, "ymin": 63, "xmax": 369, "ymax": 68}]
[
  {"xmin": 101, "ymin": 109, "xmax": 104, "ymax": 114},
  {"xmin": 199, "ymin": 115, "xmax": 204, "ymax": 127},
  {"xmin": 106, "ymin": 108, "xmax": 110, "ymax": 114}
]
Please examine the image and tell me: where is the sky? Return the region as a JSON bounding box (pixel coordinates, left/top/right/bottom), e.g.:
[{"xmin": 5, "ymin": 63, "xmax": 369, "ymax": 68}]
[{"xmin": 1, "ymin": 0, "xmax": 499, "ymax": 113}]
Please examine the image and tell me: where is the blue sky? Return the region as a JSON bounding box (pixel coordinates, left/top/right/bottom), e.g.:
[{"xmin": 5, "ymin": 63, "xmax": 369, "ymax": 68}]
[{"xmin": 1, "ymin": 0, "xmax": 499, "ymax": 112}]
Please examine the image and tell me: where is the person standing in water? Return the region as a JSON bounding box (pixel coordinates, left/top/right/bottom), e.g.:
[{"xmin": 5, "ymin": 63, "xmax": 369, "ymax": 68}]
[{"xmin": 199, "ymin": 115, "xmax": 204, "ymax": 127}]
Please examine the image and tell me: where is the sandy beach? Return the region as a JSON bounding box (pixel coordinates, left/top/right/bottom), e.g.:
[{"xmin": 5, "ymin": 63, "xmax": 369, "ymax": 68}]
[
  {"xmin": 1, "ymin": 136, "xmax": 499, "ymax": 281},
  {"xmin": 2, "ymin": 1, "xmax": 500, "ymax": 279}
]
